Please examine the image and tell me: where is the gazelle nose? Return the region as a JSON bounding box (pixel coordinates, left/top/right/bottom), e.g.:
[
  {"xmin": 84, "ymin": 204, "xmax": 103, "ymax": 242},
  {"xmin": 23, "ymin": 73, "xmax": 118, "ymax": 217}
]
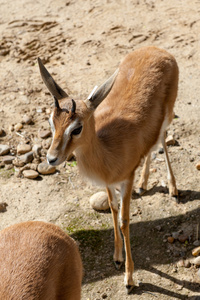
[{"xmin": 47, "ymin": 155, "xmax": 58, "ymax": 165}]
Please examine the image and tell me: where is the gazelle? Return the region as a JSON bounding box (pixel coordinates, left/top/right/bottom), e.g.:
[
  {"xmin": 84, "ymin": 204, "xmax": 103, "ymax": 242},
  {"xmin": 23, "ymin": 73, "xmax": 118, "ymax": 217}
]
[
  {"xmin": 0, "ymin": 221, "xmax": 83, "ymax": 300},
  {"xmin": 38, "ymin": 46, "xmax": 179, "ymax": 293}
]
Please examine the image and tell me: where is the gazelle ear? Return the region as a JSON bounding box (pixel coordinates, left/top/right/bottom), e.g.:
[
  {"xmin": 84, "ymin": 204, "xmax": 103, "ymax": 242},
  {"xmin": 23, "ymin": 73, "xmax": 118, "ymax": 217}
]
[
  {"xmin": 85, "ymin": 69, "xmax": 119, "ymax": 109},
  {"xmin": 38, "ymin": 58, "xmax": 68, "ymax": 100}
]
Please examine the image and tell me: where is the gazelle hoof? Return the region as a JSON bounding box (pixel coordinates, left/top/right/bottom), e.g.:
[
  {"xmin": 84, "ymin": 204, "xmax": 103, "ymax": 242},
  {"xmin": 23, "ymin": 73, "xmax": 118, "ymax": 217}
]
[
  {"xmin": 138, "ymin": 187, "xmax": 146, "ymax": 196},
  {"xmin": 114, "ymin": 260, "xmax": 123, "ymax": 270},
  {"xmin": 172, "ymin": 194, "xmax": 179, "ymax": 204},
  {"xmin": 126, "ymin": 284, "xmax": 134, "ymax": 294}
]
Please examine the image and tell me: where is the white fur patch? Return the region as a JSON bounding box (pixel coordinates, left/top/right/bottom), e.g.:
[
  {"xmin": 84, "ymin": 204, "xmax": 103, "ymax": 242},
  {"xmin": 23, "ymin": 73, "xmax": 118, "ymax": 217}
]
[{"xmin": 49, "ymin": 113, "xmax": 55, "ymax": 137}]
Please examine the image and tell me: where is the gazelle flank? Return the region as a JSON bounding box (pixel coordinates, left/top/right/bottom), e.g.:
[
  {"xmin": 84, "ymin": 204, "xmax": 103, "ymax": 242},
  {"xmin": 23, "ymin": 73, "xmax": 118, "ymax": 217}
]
[{"xmin": 38, "ymin": 46, "xmax": 179, "ymax": 294}]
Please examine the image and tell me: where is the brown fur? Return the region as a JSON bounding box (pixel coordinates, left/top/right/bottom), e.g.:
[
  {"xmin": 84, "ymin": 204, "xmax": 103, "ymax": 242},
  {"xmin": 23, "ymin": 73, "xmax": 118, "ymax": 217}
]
[
  {"xmin": 0, "ymin": 221, "xmax": 82, "ymax": 300},
  {"xmin": 40, "ymin": 46, "xmax": 179, "ymax": 291}
]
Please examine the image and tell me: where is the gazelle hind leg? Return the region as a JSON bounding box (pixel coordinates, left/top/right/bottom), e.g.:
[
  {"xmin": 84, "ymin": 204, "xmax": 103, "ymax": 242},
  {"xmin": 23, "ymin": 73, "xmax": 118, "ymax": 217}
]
[
  {"xmin": 106, "ymin": 187, "xmax": 124, "ymax": 269},
  {"xmin": 138, "ymin": 152, "xmax": 151, "ymax": 195},
  {"xmin": 161, "ymin": 131, "xmax": 178, "ymax": 197},
  {"xmin": 120, "ymin": 176, "xmax": 134, "ymax": 294}
]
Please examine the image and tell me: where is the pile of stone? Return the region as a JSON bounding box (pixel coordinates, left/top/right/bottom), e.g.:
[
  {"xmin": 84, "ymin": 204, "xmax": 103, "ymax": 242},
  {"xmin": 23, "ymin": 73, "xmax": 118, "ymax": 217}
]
[{"xmin": 0, "ymin": 119, "xmax": 56, "ymax": 179}]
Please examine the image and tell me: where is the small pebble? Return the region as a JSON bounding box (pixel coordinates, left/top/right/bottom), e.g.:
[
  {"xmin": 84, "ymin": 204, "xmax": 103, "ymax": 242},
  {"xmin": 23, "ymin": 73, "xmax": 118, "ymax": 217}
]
[
  {"xmin": 150, "ymin": 168, "xmax": 157, "ymax": 173},
  {"xmin": 39, "ymin": 129, "xmax": 51, "ymax": 139},
  {"xmin": 167, "ymin": 236, "xmax": 174, "ymax": 243},
  {"xmin": 0, "ymin": 144, "xmax": 10, "ymax": 156},
  {"xmin": 177, "ymin": 259, "xmax": 184, "ymax": 267},
  {"xmin": 17, "ymin": 144, "xmax": 32, "ymax": 155},
  {"xmin": 178, "ymin": 234, "xmax": 188, "ymax": 243},
  {"xmin": 155, "ymin": 225, "xmax": 162, "ymax": 231},
  {"xmin": 9, "ymin": 125, "xmax": 14, "ymax": 132},
  {"xmin": 184, "ymin": 260, "xmax": 191, "ymax": 268},
  {"xmin": 172, "ymin": 231, "xmax": 179, "ymax": 240},
  {"xmin": 0, "ymin": 202, "xmax": 8, "ymax": 212},
  {"xmin": 13, "ymin": 157, "xmax": 25, "ymax": 167},
  {"xmin": 2, "ymin": 155, "xmax": 15, "ymax": 164},
  {"xmin": 42, "ymin": 139, "xmax": 51, "ymax": 150},
  {"xmin": 193, "ymin": 240, "xmax": 200, "ymax": 247},
  {"xmin": 90, "ymin": 191, "xmax": 109, "ymax": 211},
  {"xmin": 37, "ymin": 161, "xmax": 56, "ymax": 175},
  {"xmin": 22, "ymin": 114, "xmax": 32, "ymax": 124},
  {"xmin": 19, "ymin": 152, "xmax": 34, "ymax": 164},
  {"xmin": 191, "ymin": 256, "xmax": 200, "ymax": 266},
  {"xmin": 14, "ymin": 123, "xmax": 23, "ymax": 132},
  {"xmin": 23, "ymin": 169, "xmax": 39, "ymax": 179},
  {"xmin": 101, "ymin": 293, "xmax": 108, "ymax": 299},
  {"xmin": 32, "ymin": 144, "xmax": 42, "ymax": 156},
  {"xmin": 166, "ymin": 135, "xmax": 176, "ymax": 146},
  {"xmin": 192, "ymin": 246, "xmax": 200, "ymax": 257},
  {"xmin": 196, "ymin": 162, "xmax": 200, "ymax": 170}
]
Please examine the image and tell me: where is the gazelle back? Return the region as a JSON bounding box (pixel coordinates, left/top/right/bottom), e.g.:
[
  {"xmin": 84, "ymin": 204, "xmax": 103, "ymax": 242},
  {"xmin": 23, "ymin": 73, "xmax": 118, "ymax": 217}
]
[
  {"xmin": 38, "ymin": 46, "xmax": 179, "ymax": 293},
  {"xmin": 0, "ymin": 221, "xmax": 82, "ymax": 300}
]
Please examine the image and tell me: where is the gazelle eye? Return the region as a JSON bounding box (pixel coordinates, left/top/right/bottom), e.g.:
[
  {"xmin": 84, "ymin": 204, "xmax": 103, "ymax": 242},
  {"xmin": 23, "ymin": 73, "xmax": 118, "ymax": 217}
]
[{"xmin": 71, "ymin": 126, "xmax": 83, "ymax": 136}]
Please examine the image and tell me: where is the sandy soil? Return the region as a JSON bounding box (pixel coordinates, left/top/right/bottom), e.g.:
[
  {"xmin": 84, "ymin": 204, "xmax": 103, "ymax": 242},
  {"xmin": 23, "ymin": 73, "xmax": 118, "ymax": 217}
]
[{"xmin": 0, "ymin": 0, "xmax": 200, "ymax": 299}]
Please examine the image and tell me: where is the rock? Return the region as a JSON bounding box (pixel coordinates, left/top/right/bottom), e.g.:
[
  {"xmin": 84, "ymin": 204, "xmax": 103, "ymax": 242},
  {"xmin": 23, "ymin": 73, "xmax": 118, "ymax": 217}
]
[
  {"xmin": 0, "ymin": 202, "xmax": 8, "ymax": 212},
  {"xmin": 193, "ymin": 240, "xmax": 200, "ymax": 247},
  {"xmin": 101, "ymin": 292, "xmax": 108, "ymax": 299},
  {"xmin": 17, "ymin": 144, "xmax": 32, "ymax": 155},
  {"xmin": 2, "ymin": 155, "xmax": 15, "ymax": 164},
  {"xmin": 196, "ymin": 162, "xmax": 200, "ymax": 170},
  {"xmin": 90, "ymin": 191, "xmax": 109, "ymax": 211},
  {"xmin": 30, "ymin": 163, "xmax": 38, "ymax": 171},
  {"xmin": 19, "ymin": 152, "xmax": 34, "ymax": 164},
  {"xmin": 42, "ymin": 139, "xmax": 51, "ymax": 150},
  {"xmin": 192, "ymin": 246, "xmax": 200, "ymax": 257},
  {"xmin": 0, "ymin": 128, "xmax": 3, "ymax": 136},
  {"xmin": 23, "ymin": 169, "xmax": 39, "ymax": 179},
  {"xmin": 177, "ymin": 259, "xmax": 184, "ymax": 267},
  {"xmin": 14, "ymin": 123, "xmax": 23, "ymax": 132},
  {"xmin": 178, "ymin": 234, "xmax": 188, "ymax": 243},
  {"xmin": 32, "ymin": 144, "xmax": 42, "ymax": 156},
  {"xmin": 172, "ymin": 231, "xmax": 179, "ymax": 240},
  {"xmin": 167, "ymin": 236, "xmax": 174, "ymax": 244},
  {"xmin": 22, "ymin": 114, "xmax": 32, "ymax": 124},
  {"xmin": 184, "ymin": 259, "xmax": 191, "ymax": 268},
  {"xmin": 166, "ymin": 135, "xmax": 176, "ymax": 146},
  {"xmin": 37, "ymin": 161, "xmax": 56, "ymax": 175},
  {"xmin": 191, "ymin": 256, "xmax": 200, "ymax": 266},
  {"xmin": 155, "ymin": 225, "xmax": 162, "ymax": 231},
  {"xmin": 150, "ymin": 168, "xmax": 157, "ymax": 173},
  {"xmin": 13, "ymin": 157, "xmax": 25, "ymax": 167},
  {"xmin": 0, "ymin": 144, "xmax": 10, "ymax": 156},
  {"xmin": 38, "ymin": 129, "xmax": 51, "ymax": 139},
  {"xmin": 9, "ymin": 125, "xmax": 14, "ymax": 132}
]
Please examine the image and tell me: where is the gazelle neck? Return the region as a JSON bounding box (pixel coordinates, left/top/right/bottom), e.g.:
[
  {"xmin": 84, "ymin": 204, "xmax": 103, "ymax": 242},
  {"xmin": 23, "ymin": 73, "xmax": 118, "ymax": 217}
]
[{"xmin": 74, "ymin": 114, "xmax": 112, "ymax": 185}]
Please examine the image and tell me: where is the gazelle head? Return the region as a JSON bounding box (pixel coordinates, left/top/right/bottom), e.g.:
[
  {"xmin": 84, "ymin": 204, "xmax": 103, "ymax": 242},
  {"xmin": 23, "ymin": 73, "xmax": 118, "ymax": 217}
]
[{"xmin": 38, "ymin": 58, "xmax": 118, "ymax": 166}]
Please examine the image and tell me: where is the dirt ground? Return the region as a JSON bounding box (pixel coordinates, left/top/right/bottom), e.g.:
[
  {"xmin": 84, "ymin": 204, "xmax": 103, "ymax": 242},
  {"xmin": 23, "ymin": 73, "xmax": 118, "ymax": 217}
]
[{"xmin": 0, "ymin": 0, "xmax": 200, "ymax": 299}]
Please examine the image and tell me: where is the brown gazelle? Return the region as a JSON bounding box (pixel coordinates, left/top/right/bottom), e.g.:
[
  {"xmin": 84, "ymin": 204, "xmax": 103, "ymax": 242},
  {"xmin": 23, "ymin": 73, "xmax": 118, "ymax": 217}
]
[
  {"xmin": 0, "ymin": 221, "xmax": 83, "ymax": 300},
  {"xmin": 38, "ymin": 46, "xmax": 178, "ymax": 293}
]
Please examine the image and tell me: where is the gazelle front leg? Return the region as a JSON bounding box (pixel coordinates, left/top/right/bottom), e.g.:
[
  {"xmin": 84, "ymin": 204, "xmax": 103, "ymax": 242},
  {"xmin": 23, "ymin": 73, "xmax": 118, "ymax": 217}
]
[
  {"xmin": 106, "ymin": 187, "xmax": 124, "ymax": 268},
  {"xmin": 161, "ymin": 131, "xmax": 178, "ymax": 198},
  {"xmin": 138, "ymin": 152, "xmax": 151, "ymax": 195},
  {"xmin": 120, "ymin": 176, "xmax": 134, "ymax": 294}
]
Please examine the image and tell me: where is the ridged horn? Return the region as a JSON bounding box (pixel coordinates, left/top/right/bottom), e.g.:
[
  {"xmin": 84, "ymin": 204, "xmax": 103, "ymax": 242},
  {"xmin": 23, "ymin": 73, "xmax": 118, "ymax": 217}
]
[
  {"xmin": 71, "ymin": 99, "xmax": 76, "ymax": 114},
  {"xmin": 38, "ymin": 58, "xmax": 68, "ymax": 100}
]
